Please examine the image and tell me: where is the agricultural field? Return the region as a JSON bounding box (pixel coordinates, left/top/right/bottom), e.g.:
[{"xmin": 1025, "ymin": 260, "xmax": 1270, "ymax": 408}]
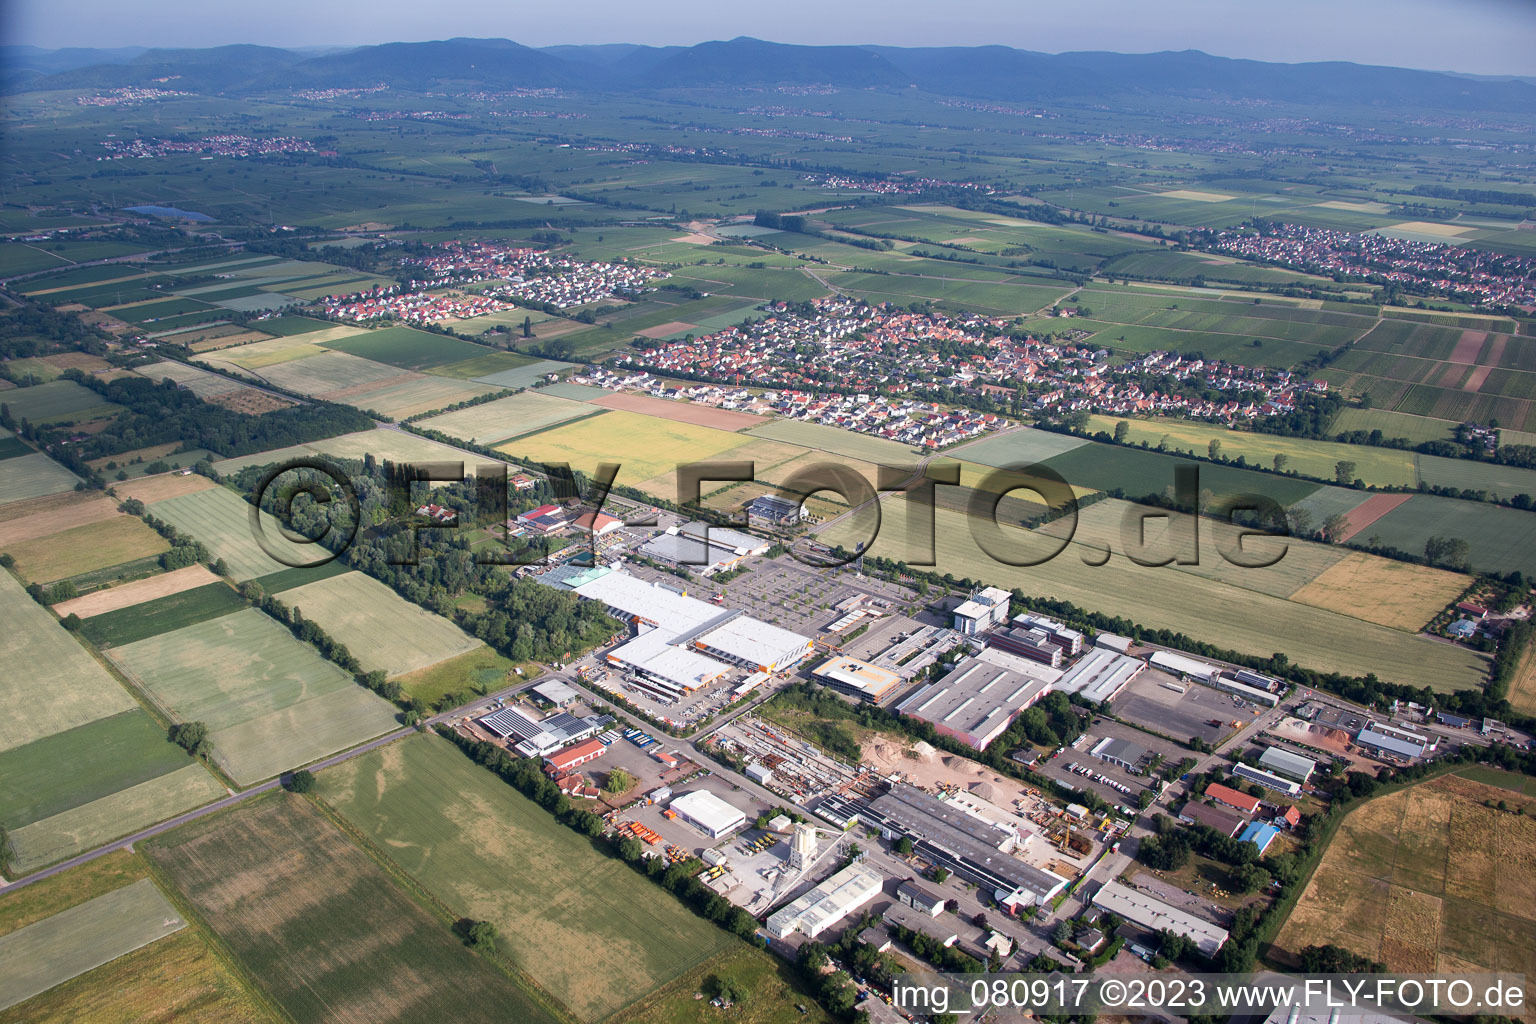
[
  {"xmin": 78, "ymin": 580, "xmax": 247, "ymax": 648},
  {"xmin": 1039, "ymin": 440, "xmax": 1322, "ymax": 507},
  {"xmin": 1508, "ymin": 642, "xmax": 1536, "ymax": 717},
  {"xmin": 0, "ymin": 453, "xmax": 81, "ymax": 505},
  {"xmin": 3, "ymin": 515, "xmax": 167, "ymax": 584},
  {"xmin": 743, "ymin": 418, "xmax": 922, "ymax": 463},
  {"xmin": 281, "ymin": 571, "xmax": 481, "ymax": 678},
  {"xmin": 51, "ymin": 564, "xmax": 220, "ymax": 620},
  {"xmin": 0, "ymin": 879, "xmax": 187, "ymax": 1013},
  {"xmin": 106, "ymin": 608, "xmax": 402, "ymax": 785},
  {"xmin": 0, "ymin": 850, "xmax": 271, "ymax": 1024},
  {"xmin": 142, "ymin": 485, "xmax": 329, "ymax": 581},
  {"xmin": 1289, "ymin": 552, "xmax": 1468, "ymax": 631},
  {"xmin": 392, "ymin": 646, "xmax": 526, "ymax": 707},
  {"xmin": 319, "ymin": 734, "xmax": 735, "ymax": 1022},
  {"xmin": 822, "ymin": 500, "xmax": 1486, "ymax": 692},
  {"xmin": 210, "ymin": 425, "xmax": 476, "ymax": 475},
  {"xmin": 1275, "ymin": 773, "xmax": 1536, "ymax": 977},
  {"xmin": 1328, "ymin": 407, "xmax": 1458, "ymax": 445},
  {"xmin": 504, "ymin": 409, "xmax": 753, "ymax": 492},
  {"xmin": 590, "ymin": 392, "xmax": 767, "ymax": 430},
  {"xmin": 949, "ymin": 426, "xmax": 1093, "ymax": 467},
  {"xmin": 318, "ymin": 326, "xmax": 502, "ymax": 371},
  {"xmin": 1359, "ymin": 494, "xmax": 1536, "ymax": 579},
  {"xmin": 145, "ymin": 794, "xmax": 559, "ymax": 1024},
  {"xmin": 334, "ymin": 374, "xmax": 502, "ymax": 419},
  {"xmin": 622, "ymin": 944, "xmax": 835, "ymax": 1024},
  {"xmin": 0, "ymin": 381, "xmax": 119, "ymax": 425},
  {"xmin": 1414, "ymin": 451, "xmax": 1536, "ymax": 499},
  {"xmin": 1084, "ymin": 414, "xmax": 1417, "ymax": 487},
  {"xmin": 416, "ymin": 391, "xmax": 597, "ymax": 445},
  {"xmin": 244, "ymin": 349, "xmax": 406, "ymax": 395},
  {"xmin": 110, "ymin": 472, "xmax": 220, "ymax": 504},
  {"xmin": 468, "ymin": 358, "xmax": 575, "ymax": 390},
  {"xmin": 0, "ymin": 570, "xmax": 137, "ymax": 753},
  {"xmin": 0, "ymin": 494, "xmax": 117, "ymax": 548}
]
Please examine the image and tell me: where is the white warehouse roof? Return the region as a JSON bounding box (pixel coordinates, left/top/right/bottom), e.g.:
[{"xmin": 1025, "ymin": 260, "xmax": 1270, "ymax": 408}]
[
  {"xmin": 610, "ymin": 626, "xmax": 727, "ymax": 690},
  {"xmin": 1258, "ymin": 746, "xmax": 1317, "ymax": 782},
  {"xmin": 1092, "ymin": 880, "xmax": 1228, "ymax": 957},
  {"xmin": 669, "ymin": 790, "xmax": 748, "ymax": 835},
  {"xmin": 1149, "ymin": 650, "xmax": 1219, "ymax": 681},
  {"xmin": 694, "ymin": 613, "xmax": 812, "ymax": 670},
  {"xmin": 1055, "ymin": 648, "xmax": 1144, "ymax": 703},
  {"xmin": 767, "ymin": 861, "xmax": 885, "ymax": 939},
  {"xmin": 572, "ymin": 569, "xmax": 723, "ymax": 633}
]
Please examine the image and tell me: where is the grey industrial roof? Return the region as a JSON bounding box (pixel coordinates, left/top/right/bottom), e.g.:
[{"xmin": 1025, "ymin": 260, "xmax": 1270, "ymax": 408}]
[
  {"xmin": 1257, "ymin": 746, "xmax": 1317, "ymax": 780},
  {"xmin": 1356, "ymin": 725, "xmax": 1426, "ymax": 758},
  {"xmin": 1055, "ymin": 647, "xmax": 1143, "ymax": 703}
]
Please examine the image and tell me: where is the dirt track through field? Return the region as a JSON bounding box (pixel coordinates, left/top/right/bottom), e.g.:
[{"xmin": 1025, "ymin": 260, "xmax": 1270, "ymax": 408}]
[
  {"xmin": 1336, "ymin": 492, "xmax": 1414, "ymax": 542},
  {"xmin": 52, "ymin": 564, "xmax": 220, "ymax": 619}
]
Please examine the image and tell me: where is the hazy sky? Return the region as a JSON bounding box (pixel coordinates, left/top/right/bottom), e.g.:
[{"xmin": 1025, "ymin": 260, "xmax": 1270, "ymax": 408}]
[{"xmin": 6, "ymin": 0, "xmax": 1535, "ymax": 77}]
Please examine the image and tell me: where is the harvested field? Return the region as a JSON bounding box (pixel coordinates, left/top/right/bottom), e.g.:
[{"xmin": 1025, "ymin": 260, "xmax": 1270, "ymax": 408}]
[
  {"xmin": 111, "ymin": 472, "xmax": 218, "ymax": 504},
  {"xmin": 744, "ymin": 417, "xmax": 920, "ymax": 463},
  {"xmin": 319, "ymin": 734, "xmax": 733, "ymax": 1022},
  {"xmin": 1275, "ymin": 773, "xmax": 1536, "ymax": 978},
  {"xmin": 0, "ymin": 571, "xmax": 136, "ymax": 754},
  {"xmin": 5, "ymin": 516, "xmax": 168, "ymax": 584},
  {"xmin": 0, "ymin": 880, "xmax": 186, "ymax": 1012},
  {"xmin": 254, "ymin": 350, "xmax": 403, "ymax": 394},
  {"xmin": 282, "ymin": 572, "xmax": 480, "ymax": 678},
  {"xmin": 146, "ymin": 795, "xmax": 558, "ymax": 1024},
  {"xmin": 635, "ymin": 320, "xmax": 696, "ymax": 338},
  {"xmin": 416, "ymin": 391, "xmax": 594, "ymax": 445},
  {"xmin": 0, "ymin": 494, "xmax": 117, "ymax": 547},
  {"xmin": 204, "ymin": 389, "xmax": 295, "ymax": 414},
  {"xmin": 335, "ymin": 374, "xmax": 502, "ymax": 419},
  {"xmin": 107, "ymin": 608, "xmax": 400, "ymax": 785},
  {"xmin": 1335, "ymin": 491, "xmax": 1414, "ymax": 542},
  {"xmin": 504, "ymin": 409, "xmax": 751, "ymax": 492},
  {"xmin": 1290, "ymin": 552, "xmax": 1468, "ymax": 631},
  {"xmin": 1507, "ymin": 642, "xmax": 1536, "ymax": 717},
  {"xmin": 0, "ymin": 453, "xmax": 81, "ymax": 505},
  {"xmin": 591, "ymin": 391, "xmax": 766, "ymax": 430},
  {"xmin": 822, "ymin": 501, "xmax": 1486, "ymax": 692},
  {"xmin": 7, "ymin": 765, "xmax": 225, "ymax": 875},
  {"xmin": 143, "ymin": 485, "xmax": 325, "ymax": 581}
]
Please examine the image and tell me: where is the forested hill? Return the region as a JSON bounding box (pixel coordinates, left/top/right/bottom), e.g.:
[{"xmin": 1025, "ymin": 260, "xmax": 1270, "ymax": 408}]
[{"xmin": 12, "ymin": 36, "xmax": 1535, "ymax": 112}]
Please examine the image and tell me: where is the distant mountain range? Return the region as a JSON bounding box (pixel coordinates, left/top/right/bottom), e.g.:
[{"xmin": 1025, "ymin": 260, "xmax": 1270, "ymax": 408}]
[{"xmin": 5, "ymin": 36, "xmax": 1533, "ymax": 111}]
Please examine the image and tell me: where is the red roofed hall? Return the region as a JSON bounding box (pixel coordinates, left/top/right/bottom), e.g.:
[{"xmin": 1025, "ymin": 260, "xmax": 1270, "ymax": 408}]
[
  {"xmin": 1206, "ymin": 782, "xmax": 1261, "ymax": 814},
  {"xmin": 572, "ymin": 510, "xmax": 623, "ymax": 536},
  {"xmin": 544, "ymin": 737, "xmax": 607, "ymax": 774}
]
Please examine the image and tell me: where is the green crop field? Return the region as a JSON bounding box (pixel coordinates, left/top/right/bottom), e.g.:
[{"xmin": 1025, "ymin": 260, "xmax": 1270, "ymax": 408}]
[
  {"xmin": 823, "ymin": 501, "xmax": 1486, "ymax": 692},
  {"xmin": 1328, "ymin": 407, "xmax": 1458, "ymax": 444},
  {"xmin": 1413, "ymin": 451, "xmax": 1536, "ymax": 498},
  {"xmin": 319, "ymin": 734, "xmax": 735, "ymax": 1022},
  {"xmin": 282, "ymin": 571, "xmax": 481, "ymax": 678},
  {"xmin": 319, "ymin": 326, "xmax": 500, "ymax": 371},
  {"xmin": 106, "ymin": 608, "xmax": 401, "ymax": 785},
  {"xmin": 1084, "ymin": 414, "xmax": 1418, "ymax": 487},
  {"xmin": 431, "ymin": 350, "xmax": 540, "ymax": 380},
  {"xmin": 6, "ymin": 765, "xmax": 224, "ymax": 876},
  {"xmin": 1039, "ymin": 439, "xmax": 1321, "ymax": 507},
  {"xmin": 0, "ymin": 453, "xmax": 83, "ymax": 505},
  {"xmin": 469, "ymin": 358, "xmax": 576, "ymax": 390},
  {"xmin": 417, "ymin": 390, "xmax": 596, "ymax": 445},
  {"xmin": 79, "ymin": 581, "xmax": 248, "ymax": 648},
  {"xmin": 253, "ymin": 315, "xmax": 332, "ymax": 335},
  {"xmin": 0, "ymin": 879, "xmax": 188, "ymax": 1013},
  {"xmin": 949, "ymin": 426, "xmax": 1093, "ymax": 467},
  {"xmin": 143, "ymin": 485, "xmax": 328, "ymax": 581},
  {"xmin": 1359, "ymin": 494, "xmax": 1536, "ymax": 579},
  {"xmin": 5, "ymin": 516, "xmax": 168, "ymax": 584},
  {"xmin": 146, "ymin": 794, "xmax": 559, "ymax": 1024},
  {"xmin": 246, "ymin": 558, "xmax": 353, "ymax": 595},
  {"xmin": 393, "ymin": 646, "xmax": 526, "ymax": 707},
  {"xmin": 0, "ymin": 710, "xmax": 192, "ymax": 832},
  {"xmin": 0, "ymin": 571, "xmax": 138, "ymax": 754}
]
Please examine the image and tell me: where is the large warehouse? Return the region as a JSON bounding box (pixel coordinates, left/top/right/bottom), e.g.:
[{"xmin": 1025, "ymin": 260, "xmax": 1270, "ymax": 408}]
[
  {"xmin": 1054, "ymin": 647, "xmax": 1143, "ymax": 704},
  {"xmin": 1257, "ymin": 746, "xmax": 1317, "ymax": 784},
  {"xmin": 669, "ymin": 790, "xmax": 748, "ymax": 838},
  {"xmin": 766, "ymin": 861, "xmax": 885, "ymax": 939},
  {"xmin": 812, "ymin": 655, "xmax": 902, "ymax": 703},
  {"xmin": 477, "ymin": 706, "xmax": 613, "ymax": 758},
  {"xmin": 864, "ymin": 784, "xmax": 1068, "ymax": 910},
  {"xmin": 1092, "ymin": 881, "xmax": 1228, "ymax": 956},
  {"xmin": 566, "ymin": 568, "xmax": 811, "ymax": 694},
  {"xmin": 895, "ymin": 654, "xmax": 1053, "ymax": 750},
  {"xmin": 639, "ymin": 522, "xmax": 770, "ymax": 572}
]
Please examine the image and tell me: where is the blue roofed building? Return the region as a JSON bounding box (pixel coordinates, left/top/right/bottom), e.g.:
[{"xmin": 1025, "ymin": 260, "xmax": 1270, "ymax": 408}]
[{"xmin": 1237, "ymin": 821, "xmax": 1280, "ymax": 855}]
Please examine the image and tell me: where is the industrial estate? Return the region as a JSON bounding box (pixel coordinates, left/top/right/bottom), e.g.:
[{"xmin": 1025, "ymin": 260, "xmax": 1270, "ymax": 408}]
[{"xmin": 1, "ymin": 13, "xmax": 1535, "ymax": 1024}]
